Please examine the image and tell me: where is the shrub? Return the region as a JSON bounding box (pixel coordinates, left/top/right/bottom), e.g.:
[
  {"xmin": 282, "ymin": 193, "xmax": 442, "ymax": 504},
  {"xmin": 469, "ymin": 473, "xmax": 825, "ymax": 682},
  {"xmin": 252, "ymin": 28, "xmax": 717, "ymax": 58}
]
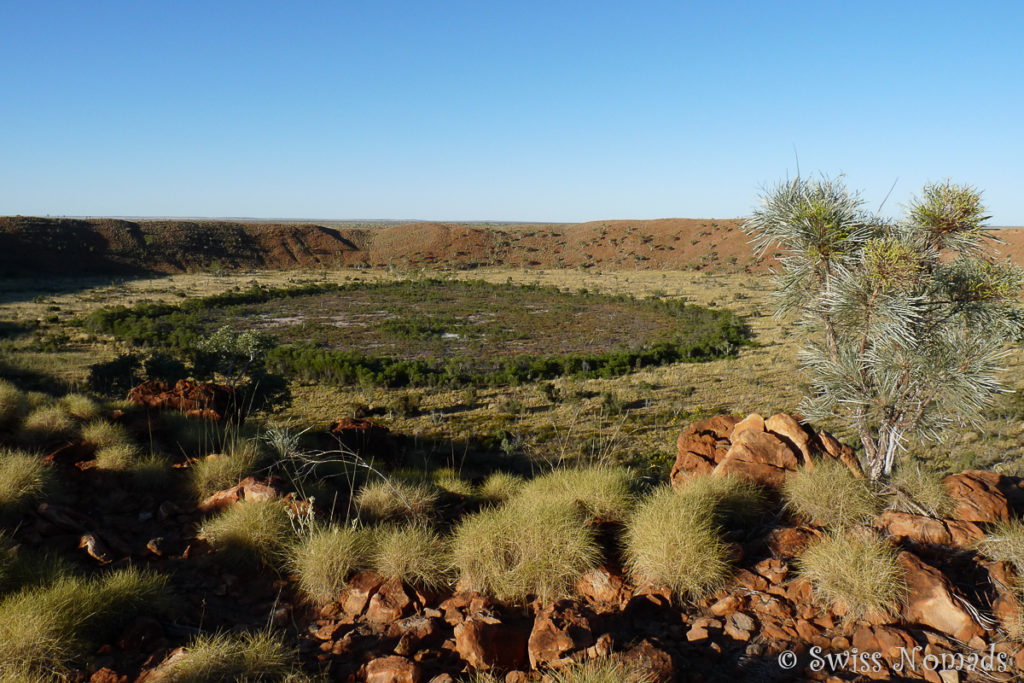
[
  {"xmin": 19, "ymin": 405, "xmax": 75, "ymax": 446},
  {"xmin": 783, "ymin": 459, "xmax": 879, "ymax": 528},
  {"xmin": 289, "ymin": 525, "xmax": 368, "ymax": 605},
  {"xmin": 94, "ymin": 443, "xmax": 142, "ymax": 471},
  {"xmin": 476, "ymin": 471, "xmax": 523, "ymax": 504},
  {"xmin": 0, "ymin": 450, "xmax": 51, "ymax": 518},
  {"xmin": 452, "ymin": 500, "xmax": 600, "ymax": 603},
  {"xmin": 518, "ymin": 466, "xmax": 634, "ymax": 522},
  {"xmin": 798, "ymin": 530, "xmax": 905, "ymax": 621},
  {"xmin": 190, "ymin": 450, "xmax": 260, "ymax": 501},
  {"xmin": 623, "ymin": 486, "xmax": 732, "ymax": 601},
  {"xmin": 370, "ymin": 523, "xmax": 451, "ymax": 590},
  {"xmin": 80, "ymin": 420, "xmax": 131, "ymax": 450},
  {"xmin": 356, "ymin": 479, "xmax": 438, "ymax": 523},
  {"xmin": 387, "ymin": 392, "xmax": 421, "ymax": 418},
  {"xmin": 0, "ymin": 568, "xmax": 167, "ymax": 677},
  {"xmin": 199, "ymin": 501, "xmax": 293, "ymax": 567},
  {"xmin": 888, "ymin": 461, "xmax": 954, "ymax": 518},
  {"xmin": 146, "ymin": 630, "xmax": 294, "ymax": 682},
  {"xmin": 675, "ymin": 473, "xmax": 768, "ymax": 529},
  {"xmin": 0, "ymin": 380, "xmax": 26, "ymax": 429},
  {"xmin": 546, "ymin": 657, "xmax": 655, "ymax": 683},
  {"xmin": 59, "ymin": 394, "xmax": 99, "ymax": 421}
]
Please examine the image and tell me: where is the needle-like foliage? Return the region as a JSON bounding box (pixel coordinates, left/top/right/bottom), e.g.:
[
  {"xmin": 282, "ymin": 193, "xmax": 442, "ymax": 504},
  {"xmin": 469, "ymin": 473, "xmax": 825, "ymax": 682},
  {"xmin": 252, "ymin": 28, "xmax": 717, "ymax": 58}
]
[{"xmin": 745, "ymin": 176, "xmax": 1024, "ymax": 479}]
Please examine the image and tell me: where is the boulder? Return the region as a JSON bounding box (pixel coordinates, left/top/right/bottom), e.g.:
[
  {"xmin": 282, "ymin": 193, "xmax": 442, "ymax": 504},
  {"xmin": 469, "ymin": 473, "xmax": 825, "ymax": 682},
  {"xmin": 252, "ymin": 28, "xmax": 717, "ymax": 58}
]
[
  {"xmin": 943, "ymin": 471, "xmax": 1014, "ymax": 523},
  {"xmin": 765, "ymin": 413, "xmax": 814, "ymax": 466},
  {"xmin": 453, "ymin": 615, "xmax": 529, "ymax": 671},
  {"xmin": 874, "ymin": 511, "xmax": 984, "ymax": 548},
  {"xmin": 127, "ymin": 379, "xmax": 237, "ymax": 421},
  {"xmin": 899, "ymin": 552, "xmax": 985, "ymax": 643},
  {"xmin": 196, "ymin": 475, "xmax": 286, "ymax": 513},
  {"xmin": 343, "ymin": 571, "xmax": 385, "ymax": 617},
  {"xmin": 669, "ymin": 414, "xmax": 738, "ymax": 486},
  {"xmin": 527, "ymin": 600, "xmax": 595, "ymax": 668},
  {"xmin": 365, "ymin": 655, "xmax": 421, "ymax": 683},
  {"xmin": 365, "ymin": 578, "xmax": 413, "ymax": 628},
  {"xmin": 817, "ymin": 429, "xmax": 865, "ymax": 478},
  {"xmin": 574, "ymin": 566, "xmax": 627, "ymax": 610},
  {"xmin": 329, "ymin": 417, "xmax": 393, "ymax": 460},
  {"xmin": 714, "ymin": 428, "xmax": 800, "ymax": 488}
]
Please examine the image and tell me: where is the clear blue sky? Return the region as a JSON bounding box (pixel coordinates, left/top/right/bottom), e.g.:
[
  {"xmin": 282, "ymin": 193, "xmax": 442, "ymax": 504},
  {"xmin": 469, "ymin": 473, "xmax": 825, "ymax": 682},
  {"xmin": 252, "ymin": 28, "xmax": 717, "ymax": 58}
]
[{"xmin": 2, "ymin": 1, "xmax": 1023, "ymax": 223}]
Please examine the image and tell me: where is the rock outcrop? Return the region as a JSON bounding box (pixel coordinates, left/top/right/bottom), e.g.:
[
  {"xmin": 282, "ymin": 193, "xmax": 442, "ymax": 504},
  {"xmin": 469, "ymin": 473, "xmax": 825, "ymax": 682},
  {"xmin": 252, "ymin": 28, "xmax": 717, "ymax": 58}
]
[{"xmin": 127, "ymin": 379, "xmax": 237, "ymax": 421}]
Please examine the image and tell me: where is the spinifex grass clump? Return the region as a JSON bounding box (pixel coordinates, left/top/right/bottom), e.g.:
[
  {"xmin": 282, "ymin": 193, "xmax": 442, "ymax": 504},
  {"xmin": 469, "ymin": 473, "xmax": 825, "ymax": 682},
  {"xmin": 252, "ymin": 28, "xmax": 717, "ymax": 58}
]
[
  {"xmin": 783, "ymin": 458, "xmax": 879, "ymax": 529},
  {"xmin": 0, "ymin": 568, "xmax": 168, "ymax": 677},
  {"xmin": 370, "ymin": 523, "xmax": 452, "ymax": 590},
  {"xmin": 975, "ymin": 521, "xmax": 1024, "ymax": 635},
  {"xmin": 675, "ymin": 473, "xmax": 767, "ymax": 528},
  {"xmin": 0, "ymin": 380, "xmax": 27, "ymax": 429},
  {"xmin": 887, "ymin": 460, "xmax": 954, "ymax": 518},
  {"xmin": 623, "ymin": 486, "xmax": 732, "ymax": 601},
  {"xmin": 517, "ymin": 465, "xmax": 634, "ymax": 522},
  {"xmin": 0, "ymin": 449, "xmax": 52, "ymax": 519},
  {"xmin": 19, "ymin": 404, "xmax": 75, "ymax": 447},
  {"xmin": 199, "ymin": 500, "xmax": 294, "ymax": 567},
  {"xmin": 452, "ymin": 498, "xmax": 601, "ymax": 604},
  {"xmin": 798, "ymin": 530, "xmax": 905, "ymax": 621},
  {"xmin": 80, "ymin": 419, "xmax": 131, "ymax": 450},
  {"xmin": 476, "ymin": 471, "xmax": 524, "ymax": 504},
  {"xmin": 190, "ymin": 445, "xmax": 261, "ymax": 501},
  {"xmin": 355, "ymin": 479, "xmax": 438, "ymax": 523},
  {"xmin": 145, "ymin": 630, "xmax": 295, "ymax": 682},
  {"xmin": 58, "ymin": 393, "xmax": 100, "ymax": 421},
  {"xmin": 289, "ymin": 525, "xmax": 369, "ymax": 605},
  {"xmin": 546, "ymin": 657, "xmax": 656, "ymax": 683},
  {"xmin": 745, "ymin": 177, "xmax": 1024, "ymax": 480}
]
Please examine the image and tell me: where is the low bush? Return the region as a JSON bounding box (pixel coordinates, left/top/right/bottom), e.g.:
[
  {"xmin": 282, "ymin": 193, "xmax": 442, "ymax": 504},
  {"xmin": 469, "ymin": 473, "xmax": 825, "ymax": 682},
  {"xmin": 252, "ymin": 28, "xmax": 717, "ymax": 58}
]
[
  {"xmin": 355, "ymin": 479, "xmax": 438, "ymax": 523},
  {"xmin": 675, "ymin": 473, "xmax": 768, "ymax": 529},
  {"xmin": 476, "ymin": 471, "xmax": 523, "ymax": 504},
  {"xmin": 452, "ymin": 500, "xmax": 600, "ymax": 603},
  {"xmin": 0, "ymin": 568, "xmax": 168, "ymax": 677},
  {"xmin": 370, "ymin": 523, "xmax": 451, "ymax": 590},
  {"xmin": 146, "ymin": 630, "xmax": 295, "ymax": 682},
  {"xmin": 782, "ymin": 459, "xmax": 879, "ymax": 528},
  {"xmin": 289, "ymin": 525, "xmax": 369, "ymax": 605},
  {"xmin": 798, "ymin": 530, "xmax": 905, "ymax": 621},
  {"xmin": 0, "ymin": 449, "xmax": 51, "ymax": 518},
  {"xmin": 623, "ymin": 486, "xmax": 732, "ymax": 601},
  {"xmin": 199, "ymin": 501, "xmax": 293, "ymax": 567},
  {"xmin": 888, "ymin": 461, "xmax": 954, "ymax": 518},
  {"xmin": 518, "ymin": 466, "xmax": 634, "ymax": 522}
]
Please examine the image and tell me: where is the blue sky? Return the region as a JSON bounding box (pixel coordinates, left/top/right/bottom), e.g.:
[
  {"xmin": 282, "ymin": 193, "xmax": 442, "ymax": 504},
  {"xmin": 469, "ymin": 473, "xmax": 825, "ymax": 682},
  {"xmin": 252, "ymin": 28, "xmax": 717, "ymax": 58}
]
[{"xmin": 2, "ymin": 1, "xmax": 1022, "ymax": 223}]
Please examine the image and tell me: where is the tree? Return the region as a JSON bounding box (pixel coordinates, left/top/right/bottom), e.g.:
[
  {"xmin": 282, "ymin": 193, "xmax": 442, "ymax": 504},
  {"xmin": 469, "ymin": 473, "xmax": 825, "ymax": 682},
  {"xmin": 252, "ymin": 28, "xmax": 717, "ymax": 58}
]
[
  {"xmin": 744, "ymin": 176, "xmax": 1024, "ymax": 480},
  {"xmin": 193, "ymin": 325, "xmax": 290, "ymax": 416}
]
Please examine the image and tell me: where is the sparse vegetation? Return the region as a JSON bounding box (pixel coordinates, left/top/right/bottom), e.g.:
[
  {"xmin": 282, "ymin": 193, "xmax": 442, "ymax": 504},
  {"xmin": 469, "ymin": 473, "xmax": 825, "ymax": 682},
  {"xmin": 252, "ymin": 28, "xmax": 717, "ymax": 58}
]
[
  {"xmin": 798, "ymin": 530, "xmax": 906, "ymax": 621},
  {"xmin": 623, "ymin": 485, "xmax": 732, "ymax": 601},
  {"xmin": 783, "ymin": 459, "xmax": 879, "ymax": 528},
  {"xmin": 887, "ymin": 460, "xmax": 954, "ymax": 518}
]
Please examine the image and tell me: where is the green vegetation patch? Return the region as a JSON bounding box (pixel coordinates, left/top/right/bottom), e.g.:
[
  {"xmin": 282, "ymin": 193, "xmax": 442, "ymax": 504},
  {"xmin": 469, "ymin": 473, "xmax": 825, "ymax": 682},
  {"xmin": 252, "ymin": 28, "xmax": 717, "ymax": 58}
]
[{"xmin": 84, "ymin": 279, "xmax": 751, "ymax": 388}]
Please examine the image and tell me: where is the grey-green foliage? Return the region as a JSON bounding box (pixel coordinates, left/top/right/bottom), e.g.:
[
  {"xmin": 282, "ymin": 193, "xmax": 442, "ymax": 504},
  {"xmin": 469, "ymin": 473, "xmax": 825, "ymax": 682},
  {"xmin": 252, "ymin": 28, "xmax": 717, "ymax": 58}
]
[{"xmin": 745, "ymin": 177, "xmax": 1024, "ymax": 479}]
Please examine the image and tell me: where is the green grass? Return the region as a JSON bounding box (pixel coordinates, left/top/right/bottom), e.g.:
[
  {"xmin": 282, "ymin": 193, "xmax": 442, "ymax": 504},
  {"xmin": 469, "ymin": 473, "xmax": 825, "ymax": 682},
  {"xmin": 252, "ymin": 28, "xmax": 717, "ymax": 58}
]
[
  {"xmin": 782, "ymin": 458, "xmax": 880, "ymax": 529},
  {"xmin": 623, "ymin": 485, "xmax": 733, "ymax": 601},
  {"xmin": 452, "ymin": 499, "xmax": 601, "ymax": 603},
  {"xmin": 288, "ymin": 525, "xmax": 369, "ymax": 605},
  {"xmin": 518, "ymin": 465, "xmax": 635, "ymax": 521},
  {"xmin": 370, "ymin": 523, "xmax": 452, "ymax": 590},
  {"xmin": 0, "ymin": 568, "xmax": 168, "ymax": 677},
  {"xmin": 199, "ymin": 501, "xmax": 294, "ymax": 568},
  {"xmin": 798, "ymin": 530, "xmax": 906, "ymax": 621},
  {"xmin": 355, "ymin": 479, "xmax": 438, "ymax": 523},
  {"xmin": 146, "ymin": 630, "xmax": 295, "ymax": 682},
  {"xmin": 0, "ymin": 449, "xmax": 51, "ymax": 518}
]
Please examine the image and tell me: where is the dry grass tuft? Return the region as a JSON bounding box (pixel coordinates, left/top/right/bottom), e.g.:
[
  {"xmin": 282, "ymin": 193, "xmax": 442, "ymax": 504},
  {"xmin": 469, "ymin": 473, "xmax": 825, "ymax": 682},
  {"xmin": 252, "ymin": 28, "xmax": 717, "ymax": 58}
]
[
  {"xmin": 783, "ymin": 459, "xmax": 879, "ymax": 528},
  {"xmin": 370, "ymin": 523, "xmax": 452, "ymax": 590},
  {"xmin": 190, "ymin": 450, "xmax": 260, "ymax": 501},
  {"xmin": 356, "ymin": 479, "xmax": 438, "ymax": 523},
  {"xmin": 0, "ymin": 380, "xmax": 27, "ymax": 430},
  {"xmin": 798, "ymin": 529, "xmax": 905, "ymax": 621},
  {"xmin": 0, "ymin": 449, "xmax": 51, "ymax": 518},
  {"xmin": 19, "ymin": 405, "xmax": 75, "ymax": 447},
  {"xmin": 452, "ymin": 499, "xmax": 600, "ymax": 603},
  {"xmin": 80, "ymin": 420, "xmax": 131, "ymax": 450},
  {"xmin": 147, "ymin": 630, "xmax": 294, "ymax": 682},
  {"xmin": 675, "ymin": 473, "xmax": 768, "ymax": 528},
  {"xmin": 94, "ymin": 443, "xmax": 143, "ymax": 471},
  {"xmin": 546, "ymin": 657, "xmax": 655, "ymax": 683},
  {"xmin": 58, "ymin": 394, "xmax": 100, "ymax": 421},
  {"xmin": 888, "ymin": 461, "xmax": 954, "ymax": 518},
  {"xmin": 289, "ymin": 525, "xmax": 369, "ymax": 605},
  {"xmin": 199, "ymin": 501, "xmax": 294, "ymax": 567},
  {"xmin": 623, "ymin": 485, "xmax": 732, "ymax": 601},
  {"xmin": 518, "ymin": 465, "xmax": 634, "ymax": 521},
  {"xmin": 476, "ymin": 471, "xmax": 524, "ymax": 504},
  {"xmin": 430, "ymin": 468, "xmax": 474, "ymax": 498}
]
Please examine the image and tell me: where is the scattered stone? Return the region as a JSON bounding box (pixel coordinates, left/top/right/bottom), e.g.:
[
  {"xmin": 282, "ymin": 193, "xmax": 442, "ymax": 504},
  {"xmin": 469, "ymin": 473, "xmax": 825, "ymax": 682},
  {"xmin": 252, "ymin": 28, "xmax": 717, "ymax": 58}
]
[
  {"xmin": 365, "ymin": 655, "xmax": 422, "ymax": 683},
  {"xmin": 79, "ymin": 533, "xmax": 112, "ymax": 564},
  {"xmin": 527, "ymin": 600, "xmax": 595, "ymax": 668},
  {"xmin": 943, "ymin": 470, "xmax": 1014, "ymax": 523},
  {"xmin": 127, "ymin": 379, "xmax": 237, "ymax": 421},
  {"xmin": 343, "ymin": 571, "xmax": 385, "ymax": 617},
  {"xmin": 454, "ymin": 615, "xmax": 529, "ymax": 671}
]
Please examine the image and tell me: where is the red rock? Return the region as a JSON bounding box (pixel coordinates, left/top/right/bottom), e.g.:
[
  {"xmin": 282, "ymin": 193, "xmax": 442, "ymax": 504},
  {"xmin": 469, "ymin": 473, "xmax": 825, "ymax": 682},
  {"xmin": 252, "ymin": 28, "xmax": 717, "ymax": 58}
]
[
  {"xmin": 765, "ymin": 413, "xmax": 815, "ymax": 467},
  {"xmin": 618, "ymin": 640, "xmax": 674, "ymax": 682},
  {"xmin": 365, "ymin": 655, "xmax": 422, "ymax": 683},
  {"xmin": 365, "ymin": 578, "xmax": 412, "ymax": 628},
  {"xmin": 343, "ymin": 571, "xmax": 385, "ymax": 617},
  {"xmin": 943, "ymin": 470, "xmax": 1013, "ymax": 523},
  {"xmin": 90, "ymin": 668, "xmax": 127, "ymax": 683},
  {"xmin": 575, "ymin": 566, "xmax": 626, "ymax": 609},
  {"xmin": 669, "ymin": 414, "xmax": 738, "ymax": 486},
  {"xmin": 527, "ymin": 600, "xmax": 594, "ymax": 668},
  {"xmin": 438, "ymin": 591, "xmax": 493, "ymax": 626},
  {"xmin": 686, "ymin": 616, "xmax": 721, "ymax": 641},
  {"xmin": 874, "ymin": 511, "xmax": 984, "ymax": 548},
  {"xmin": 714, "ymin": 428, "xmax": 800, "ymax": 488},
  {"xmin": 978, "ymin": 559, "xmax": 1022, "ymax": 632},
  {"xmin": 127, "ymin": 379, "xmax": 237, "ymax": 422},
  {"xmin": 709, "ymin": 595, "xmax": 741, "ymax": 617},
  {"xmin": 196, "ymin": 475, "xmax": 286, "ymax": 512},
  {"xmin": 766, "ymin": 526, "xmax": 820, "ymax": 558},
  {"xmin": 817, "ymin": 430, "xmax": 864, "ymax": 478},
  {"xmin": 454, "ymin": 615, "xmax": 529, "ymax": 671},
  {"xmin": 724, "ymin": 612, "xmax": 756, "ymax": 641},
  {"xmin": 899, "ymin": 552, "xmax": 985, "ymax": 642},
  {"xmin": 732, "ymin": 413, "xmax": 765, "ymax": 437},
  {"xmin": 754, "ymin": 558, "xmax": 790, "ymax": 584},
  {"xmin": 79, "ymin": 533, "xmax": 112, "ymax": 564}
]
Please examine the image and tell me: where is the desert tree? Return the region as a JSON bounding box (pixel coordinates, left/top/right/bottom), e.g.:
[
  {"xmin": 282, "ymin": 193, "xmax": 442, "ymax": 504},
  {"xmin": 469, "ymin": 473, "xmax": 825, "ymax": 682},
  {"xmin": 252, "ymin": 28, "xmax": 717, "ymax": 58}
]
[{"xmin": 744, "ymin": 176, "xmax": 1024, "ymax": 479}]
